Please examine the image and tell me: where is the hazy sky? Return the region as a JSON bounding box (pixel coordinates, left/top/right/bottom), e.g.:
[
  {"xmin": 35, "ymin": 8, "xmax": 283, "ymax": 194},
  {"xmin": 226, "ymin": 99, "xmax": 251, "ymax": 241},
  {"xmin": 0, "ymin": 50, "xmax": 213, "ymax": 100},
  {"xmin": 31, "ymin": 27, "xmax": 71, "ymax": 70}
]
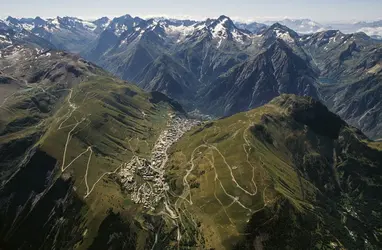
[{"xmin": 1, "ymin": 0, "xmax": 381, "ymax": 23}]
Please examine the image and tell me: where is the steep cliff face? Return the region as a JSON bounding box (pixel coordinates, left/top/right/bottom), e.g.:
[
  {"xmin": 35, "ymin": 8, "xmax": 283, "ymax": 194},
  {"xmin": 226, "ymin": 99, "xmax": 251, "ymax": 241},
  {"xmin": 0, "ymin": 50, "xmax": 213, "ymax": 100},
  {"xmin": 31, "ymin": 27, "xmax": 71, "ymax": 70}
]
[
  {"xmin": 134, "ymin": 54, "xmax": 202, "ymax": 103},
  {"xmin": 203, "ymin": 40, "xmax": 318, "ymax": 116},
  {"xmin": 0, "ymin": 150, "xmax": 87, "ymax": 249},
  {"xmin": 320, "ymin": 75, "xmax": 382, "ymax": 139}
]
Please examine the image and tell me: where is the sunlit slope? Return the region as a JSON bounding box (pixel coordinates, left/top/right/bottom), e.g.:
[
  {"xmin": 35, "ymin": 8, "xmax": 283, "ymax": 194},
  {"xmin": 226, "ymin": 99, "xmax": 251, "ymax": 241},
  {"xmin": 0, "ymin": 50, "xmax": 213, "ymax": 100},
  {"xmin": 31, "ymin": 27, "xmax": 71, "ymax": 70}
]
[
  {"xmin": 0, "ymin": 72, "xmax": 182, "ymax": 249},
  {"xmin": 39, "ymin": 76, "xmax": 182, "ymax": 248},
  {"xmin": 40, "ymin": 76, "xmax": 177, "ymax": 196},
  {"xmin": 166, "ymin": 94, "xmax": 382, "ymax": 249}
]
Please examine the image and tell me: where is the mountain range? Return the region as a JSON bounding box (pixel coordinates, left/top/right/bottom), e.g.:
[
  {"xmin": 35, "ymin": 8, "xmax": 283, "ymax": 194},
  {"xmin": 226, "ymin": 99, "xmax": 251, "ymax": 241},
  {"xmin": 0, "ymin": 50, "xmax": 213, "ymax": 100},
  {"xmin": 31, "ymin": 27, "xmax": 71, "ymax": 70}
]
[
  {"xmin": 1, "ymin": 12, "xmax": 382, "ymax": 250},
  {"xmin": 240, "ymin": 18, "xmax": 382, "ymax": 39},
  {"xmin": 77, "ymin": 15, "xmax": 382, "ymax": 139},
  {"xmin": 1, "ymin": 14, "xmax": 381, "ymax": 139}
]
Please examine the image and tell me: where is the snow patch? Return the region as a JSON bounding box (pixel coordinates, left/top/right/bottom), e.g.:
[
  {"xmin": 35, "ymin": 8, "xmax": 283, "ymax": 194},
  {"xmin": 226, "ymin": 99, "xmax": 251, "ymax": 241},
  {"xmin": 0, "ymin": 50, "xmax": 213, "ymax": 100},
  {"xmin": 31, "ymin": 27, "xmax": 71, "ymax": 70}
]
[
  {"xmin": 275, "ymin": 29, "xmax": 294, "ymax": 43},
  {"xmin": 100, "ymin": 19, "xmax": 112, "ymax": 29},
  {"xmin": 21, "ymin": 23, "xmax": 34, "ymax": 31},
  {"xmin": 0, "ymin": 34, "xmax": 12, "ymax": 45},
  {"xmin": 232, "ymin": 29, "xmax": 249, "ymax": 44},
  {"xmin": 51, "ymin": 18, "xmax": 60, "ymax": 27},
  {"xmin": 80, "ymin": 20, "xmax": 97, "ymax": 31},
  {"xmin": 217, "ymin": 38, "xmax": 223, "ymax": 48},
  {"xmin": 164, "ymin": 24, "xmax": 195, "ymax": 41},
  {"xmin": 211, "ymin": 21, "xmax": 227, "ymax": 39},
  {"xmin": 114, "ymin": 24, "xmax": 128, "ymax": 36}
]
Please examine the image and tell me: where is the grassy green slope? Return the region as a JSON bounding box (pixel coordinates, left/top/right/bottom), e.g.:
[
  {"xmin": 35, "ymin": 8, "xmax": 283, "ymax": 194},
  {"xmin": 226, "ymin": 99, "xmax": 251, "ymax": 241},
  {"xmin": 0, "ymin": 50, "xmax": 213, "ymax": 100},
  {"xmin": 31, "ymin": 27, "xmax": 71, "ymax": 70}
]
[
  {"xmin": 165, "ymin": 94, "xmax": 382, "ymax": 249},
  {"xmin": 40, "ymin": 76, "xmax": 179, "ymax": 248},
  {"xmin": 0, "ymin": 70, "xmax": 181, "ymax": 249}
]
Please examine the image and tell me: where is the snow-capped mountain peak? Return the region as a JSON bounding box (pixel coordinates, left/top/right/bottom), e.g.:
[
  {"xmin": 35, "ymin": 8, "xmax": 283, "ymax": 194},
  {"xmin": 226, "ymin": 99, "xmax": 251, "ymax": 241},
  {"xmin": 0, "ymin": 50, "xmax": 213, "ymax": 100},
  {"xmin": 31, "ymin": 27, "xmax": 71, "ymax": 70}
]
[
  {"xmin": 204, "ymin": 15, "xmax": 252, "ymax": 46},
  {"xmin": 209, "ymin": 16, "xmax": 233, "ymax": 38},
  {"xmin": 161, "ymin": 21, "xmax": 197, "ymax": 42},
  {"xmin": 48, "ymin": 16, "xmax": 97, "ymax": 32},
  {"xmin": 1, "ymin": 16, "xmax": 108, "ymax": 34},
  {"xmin": 115, "ymin": 15, "xmax": 253, "ymax": 47},
  {"xmin": 299, "ymin": 29, "xmax": 355, "ymax": 51},
  {"xmin": 106, "ymin": 15, "xmax": 143, "ymax": 36},
  {"xmin": 261, "ymin": 23, "xmax": 300, "ymax": 44},
  {"xmin": 118, "ymin": 18, "xmax": 202, "ymax": 44}
]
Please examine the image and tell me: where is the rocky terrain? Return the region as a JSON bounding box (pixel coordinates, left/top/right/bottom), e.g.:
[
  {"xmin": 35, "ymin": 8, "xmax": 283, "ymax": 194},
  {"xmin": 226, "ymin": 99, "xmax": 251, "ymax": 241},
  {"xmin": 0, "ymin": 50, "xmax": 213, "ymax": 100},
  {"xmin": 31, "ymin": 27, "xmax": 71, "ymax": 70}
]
[
  {"xmin": 2, "ymin": 14, "xmax": 382, "ymax": 138},
  {"xmin": 1, "ymin": 16, "xmax": 110, "ymax": 52},
  {"xmin": 75, "ymin": 15, "xmax": 382, "ymax": 139}
]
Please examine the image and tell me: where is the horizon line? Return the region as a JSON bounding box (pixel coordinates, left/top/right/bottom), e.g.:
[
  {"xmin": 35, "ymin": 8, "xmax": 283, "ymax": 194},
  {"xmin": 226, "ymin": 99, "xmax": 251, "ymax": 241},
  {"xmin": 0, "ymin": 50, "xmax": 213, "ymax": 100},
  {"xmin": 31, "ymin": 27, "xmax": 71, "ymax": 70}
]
[{"xmin": 1, "ymin": 13, "xmax": 381, "ymax": 24}]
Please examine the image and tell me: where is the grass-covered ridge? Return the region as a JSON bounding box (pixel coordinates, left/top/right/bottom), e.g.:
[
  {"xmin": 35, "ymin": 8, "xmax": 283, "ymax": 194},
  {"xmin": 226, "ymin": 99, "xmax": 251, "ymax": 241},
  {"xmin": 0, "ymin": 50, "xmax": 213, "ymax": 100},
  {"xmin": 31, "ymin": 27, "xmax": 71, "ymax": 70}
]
[
  {"xmin": 165, "ymin": 94, "xmax": 382, "ymax": 249},
  {"xmin": 41, "ymin": 75, "xmax": 172, "ymax": 193},
  {"xmin": 0, "ymin": 69, "xmax": 181, "ymax": 249},
  {"xmin": 38, "ymin": 75, "xmax": 180, "ymax": 248}
]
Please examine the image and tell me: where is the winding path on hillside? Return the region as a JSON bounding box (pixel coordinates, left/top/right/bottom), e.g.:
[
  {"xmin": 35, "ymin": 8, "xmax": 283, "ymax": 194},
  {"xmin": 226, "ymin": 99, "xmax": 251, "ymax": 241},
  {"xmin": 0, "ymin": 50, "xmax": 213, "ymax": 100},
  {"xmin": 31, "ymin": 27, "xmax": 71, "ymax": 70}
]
[{"xmin": 56, "ymin": 88, "xmax": 122, "ymax": 198}]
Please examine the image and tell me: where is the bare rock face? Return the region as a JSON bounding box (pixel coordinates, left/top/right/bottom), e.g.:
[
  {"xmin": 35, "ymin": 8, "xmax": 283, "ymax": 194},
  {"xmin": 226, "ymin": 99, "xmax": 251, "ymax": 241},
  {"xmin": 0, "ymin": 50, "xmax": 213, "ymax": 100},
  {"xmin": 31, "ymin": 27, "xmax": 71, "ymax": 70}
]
[{"xmin": 203, "ymin": 40, "xmax": 319, "ymax": 116}]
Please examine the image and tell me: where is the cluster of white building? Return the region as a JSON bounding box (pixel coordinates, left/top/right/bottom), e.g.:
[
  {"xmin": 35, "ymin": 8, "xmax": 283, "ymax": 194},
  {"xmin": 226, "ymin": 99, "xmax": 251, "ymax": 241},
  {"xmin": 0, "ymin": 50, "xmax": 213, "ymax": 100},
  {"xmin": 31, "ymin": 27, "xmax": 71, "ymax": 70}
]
[{"xmin": 119, "ymin": 114, "xmax": 201, "ymax": 209}]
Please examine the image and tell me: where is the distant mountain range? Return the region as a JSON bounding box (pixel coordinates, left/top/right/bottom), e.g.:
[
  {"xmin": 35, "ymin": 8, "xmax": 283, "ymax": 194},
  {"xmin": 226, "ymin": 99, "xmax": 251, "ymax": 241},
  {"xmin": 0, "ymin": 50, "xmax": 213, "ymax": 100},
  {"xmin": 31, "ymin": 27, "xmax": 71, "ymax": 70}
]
[
  {"xmin": 0, "ymin": 15, "xmax": 382, "ymax": 138},
  {"xmin": 0, "ymin": 16, "xmax": 109, "ymax": 52},
  {"xmin": 1, "ymin": 14, "xmax": 382, "ymax": 141},
  {"xmin": 239, "ymin": 18, "xmax": 382, "ymax": 39},
  {"xmin": 1, "ymin": 15, "xmax": 382, "ymax": 42}
]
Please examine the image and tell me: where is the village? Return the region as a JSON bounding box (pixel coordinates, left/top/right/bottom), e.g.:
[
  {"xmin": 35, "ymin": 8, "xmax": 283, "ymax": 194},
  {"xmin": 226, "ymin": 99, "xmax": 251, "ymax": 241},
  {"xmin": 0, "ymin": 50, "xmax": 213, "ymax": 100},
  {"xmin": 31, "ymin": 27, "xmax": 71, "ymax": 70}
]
[{"xmin": 119, "ymin": 113, "xmax": 201, "ymax": 209}]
